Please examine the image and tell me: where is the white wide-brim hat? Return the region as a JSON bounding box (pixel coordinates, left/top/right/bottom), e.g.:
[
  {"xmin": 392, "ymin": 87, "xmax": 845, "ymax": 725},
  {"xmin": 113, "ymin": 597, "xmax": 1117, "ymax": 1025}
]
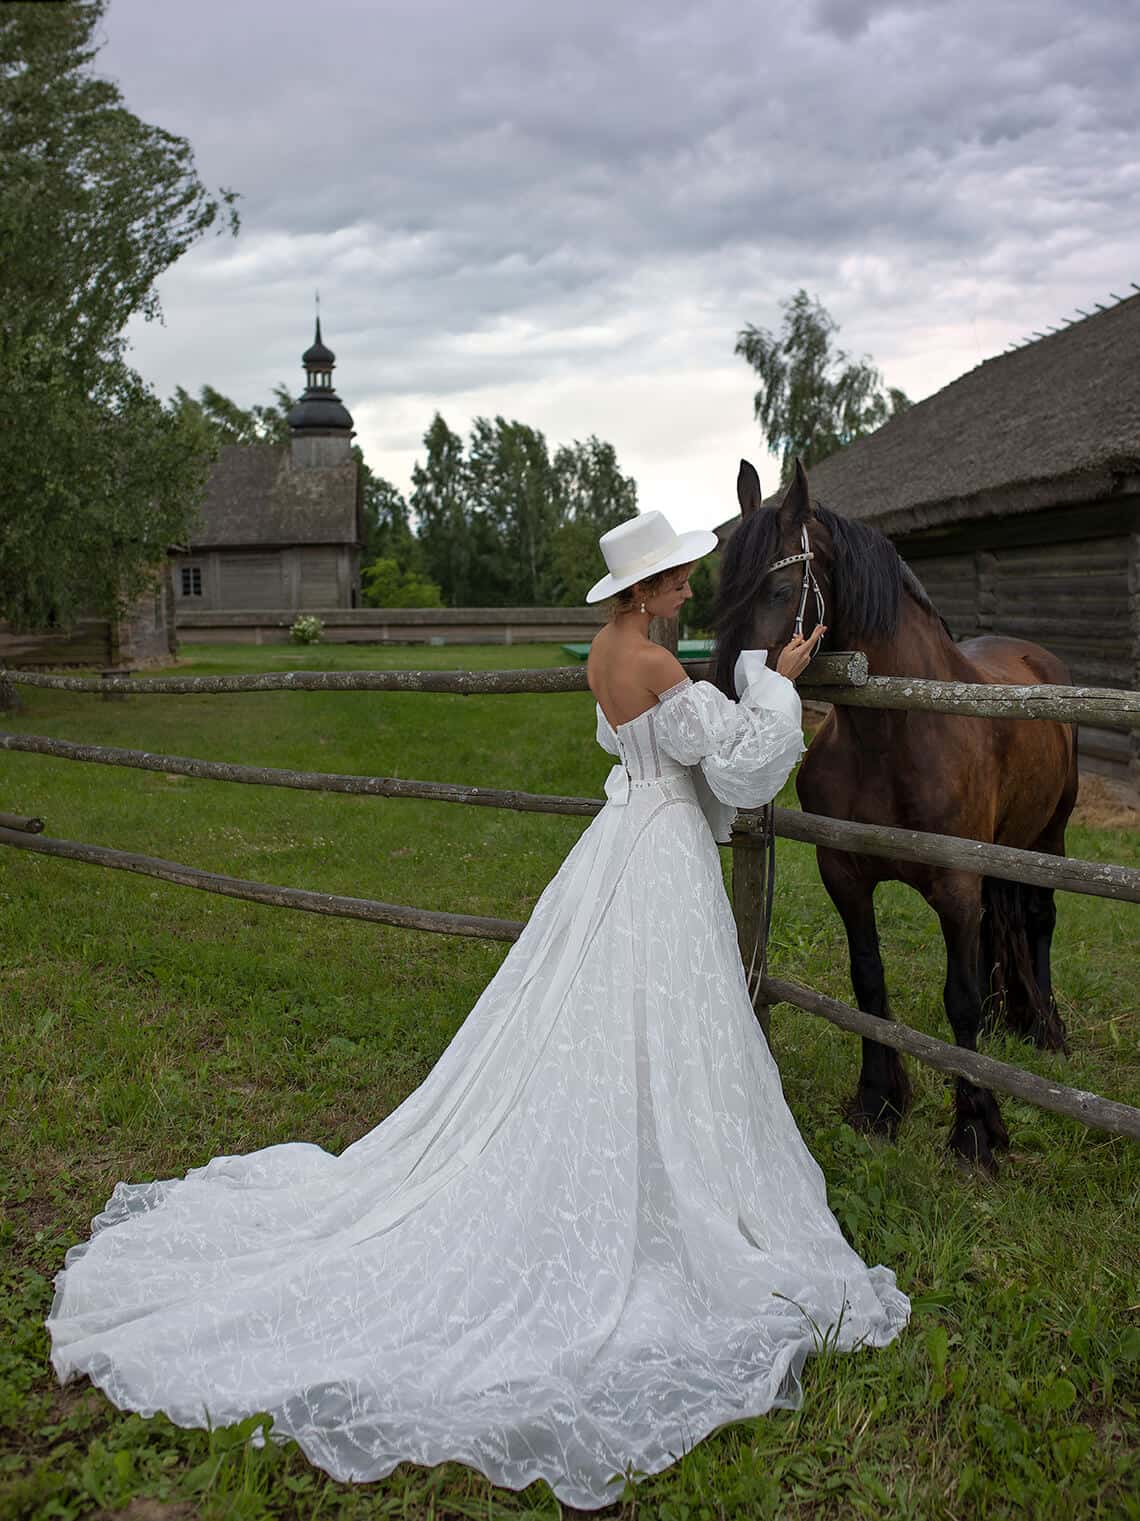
[{"xmin": 584, "ymin": 510, "xmax": 719, "ymax": 604}]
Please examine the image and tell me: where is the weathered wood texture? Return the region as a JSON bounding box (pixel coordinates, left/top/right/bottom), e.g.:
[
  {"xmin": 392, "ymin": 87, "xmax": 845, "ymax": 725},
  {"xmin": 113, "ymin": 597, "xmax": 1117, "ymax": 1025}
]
[
  {"xmin": 0, "ymin": 731, "xmax": 603, "ymax": 817},
  {"xmin": 759, "ymin": 975, "xmax": 1140, "ymax": 1143},
  {"xmin": 0, "ymin": 569, "xmax": 176, "ymax": 671},
  {"xmin": 176, "ymin": 604, "xmax": 607, "ymax": 645},
  {"xmin": 0, "ymin": 650, "xmax": 869, "ymax": 697},
  {"xmin": 809, "ymin": 675, "xmax": 1140, "ymax": 727},
  {"xmin": 4, "ymin": 729, "xmax": 1138, "ymax": 904},
  {"xmin": 0, "ymin": 827, "xmax": 525, "ymax": 943},
  {"xmin": 0, "ymin": 619, "xmax": 112, "ymax": 669},
  {"xmin": 902, "ymin": 510, "xmax": 1140, "ymax": 785},
  {"xmin": 759, "ymin": 806, "xmax": 1140, "ymax": 903},
  {"xmin": 3, "ymin": 666, "xmax": 595, "ymax": 697},
  {"xmin": 0, "ymin": 811, "xmax": 44, "ymax": 833}
]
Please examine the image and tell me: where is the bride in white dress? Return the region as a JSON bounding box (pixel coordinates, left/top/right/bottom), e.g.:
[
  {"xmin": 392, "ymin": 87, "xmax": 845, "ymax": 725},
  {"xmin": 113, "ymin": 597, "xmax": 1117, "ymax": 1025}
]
[{"xmin": 47, "ymin": 510, "xmax": 909, "ymax": 1510}]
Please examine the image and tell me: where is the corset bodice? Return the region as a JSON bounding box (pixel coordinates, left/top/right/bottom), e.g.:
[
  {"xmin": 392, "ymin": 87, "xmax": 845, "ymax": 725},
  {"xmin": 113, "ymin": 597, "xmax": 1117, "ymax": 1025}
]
[
  {"xmin": 594, "ymin": 677, "xmax": 694, "ymax": 792},
  {"xmin": 604, "ymin": 706, "xmax": 690, "ymax": 783}
]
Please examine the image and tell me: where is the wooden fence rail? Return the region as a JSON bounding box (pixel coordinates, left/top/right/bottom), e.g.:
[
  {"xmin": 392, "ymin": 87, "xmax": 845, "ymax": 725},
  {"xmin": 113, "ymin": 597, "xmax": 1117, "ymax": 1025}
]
[
  {"xmin": 2, "ymin": 822, "xmax": 1136, "ymax": 1143},
  {"xmin": 7, "ymin": 654, "xmax": 865, "ymax": 696},
  {"xmin": 809, "ymin": 674, "xmax": 1140, "ymax": 728},
  {"xmin": 5, "ymin": 654, "xmax": 1138, "ymax": 726},
  {"xmin": 0, "ymin": 826, "xmax": 523, "ymax": 942},
  {"xmin": 4, "ymin": 729, "xmax": 1140, "ymax": 904}
]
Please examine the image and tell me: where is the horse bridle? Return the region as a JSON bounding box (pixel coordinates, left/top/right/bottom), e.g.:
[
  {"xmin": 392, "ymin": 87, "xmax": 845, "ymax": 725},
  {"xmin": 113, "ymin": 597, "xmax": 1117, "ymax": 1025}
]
[{"xmin": 763, "ymin": 523, "xmax": 826, "ymax": 649}]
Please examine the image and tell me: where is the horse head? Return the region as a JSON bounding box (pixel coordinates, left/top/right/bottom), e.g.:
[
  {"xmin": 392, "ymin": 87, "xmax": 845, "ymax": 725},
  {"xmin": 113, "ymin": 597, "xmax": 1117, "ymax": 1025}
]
[{"xmin": 711, "ymin": 456, "xmax": 831, "ymax": 695}]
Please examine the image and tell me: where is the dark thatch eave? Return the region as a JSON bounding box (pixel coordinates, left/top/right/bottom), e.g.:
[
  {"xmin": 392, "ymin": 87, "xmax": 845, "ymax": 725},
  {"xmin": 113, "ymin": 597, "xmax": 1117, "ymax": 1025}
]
[
  {"xmin": 717, "ymin": 291, "xmax": 1140, "ymax": 540},
  {"xmin": 189, "ymin": 444, "xmax": 359, "ymax": 549}
]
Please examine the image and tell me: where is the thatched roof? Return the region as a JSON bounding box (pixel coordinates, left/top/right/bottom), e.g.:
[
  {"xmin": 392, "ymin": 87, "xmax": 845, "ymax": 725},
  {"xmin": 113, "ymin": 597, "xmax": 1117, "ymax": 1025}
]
[
  {"xmin": 190, "ymin": 444, "xmax": 359, "ymax": 548},
  {"xmin": 718, "ymin": 291, "xmax": 1140, "ymax": 540}
]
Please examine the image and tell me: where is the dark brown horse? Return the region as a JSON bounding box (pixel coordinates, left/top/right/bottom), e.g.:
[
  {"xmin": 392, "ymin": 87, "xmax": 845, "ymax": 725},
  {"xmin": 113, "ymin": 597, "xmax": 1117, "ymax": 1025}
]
[{"xmin": 714, "ymin": 458, "xmax": 1078, "ymax": 1170}]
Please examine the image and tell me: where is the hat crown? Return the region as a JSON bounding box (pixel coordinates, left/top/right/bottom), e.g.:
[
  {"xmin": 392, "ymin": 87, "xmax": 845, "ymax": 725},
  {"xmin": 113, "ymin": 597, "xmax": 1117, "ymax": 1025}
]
[{"xmin": 598, "ymin": 511, "xmax": 679, "ymax": 579}]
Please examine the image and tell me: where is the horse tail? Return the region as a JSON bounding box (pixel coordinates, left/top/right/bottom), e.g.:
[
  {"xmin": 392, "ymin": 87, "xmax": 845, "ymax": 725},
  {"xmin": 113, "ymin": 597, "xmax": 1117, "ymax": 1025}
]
[{"xmin": 979, "ymin": 877, "xmax": 1068, "ymax": 1052}]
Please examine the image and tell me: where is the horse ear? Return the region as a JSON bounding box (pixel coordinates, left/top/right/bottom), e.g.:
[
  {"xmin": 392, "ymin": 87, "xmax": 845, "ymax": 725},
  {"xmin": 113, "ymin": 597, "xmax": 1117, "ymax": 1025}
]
[
  {"xmin": 780, "ymin": 456, "xmax": 815, "ymax": 527},
  {"xmin": 737, "ymin": 458, "xmax": 763, "ymax": 517}
]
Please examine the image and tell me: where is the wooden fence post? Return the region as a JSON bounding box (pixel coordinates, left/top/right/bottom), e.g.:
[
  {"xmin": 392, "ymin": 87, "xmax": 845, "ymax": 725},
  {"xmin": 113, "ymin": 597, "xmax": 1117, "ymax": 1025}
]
[{"xmin": 648, "ymin": 614, "xmax": 679, "ymax": 655}]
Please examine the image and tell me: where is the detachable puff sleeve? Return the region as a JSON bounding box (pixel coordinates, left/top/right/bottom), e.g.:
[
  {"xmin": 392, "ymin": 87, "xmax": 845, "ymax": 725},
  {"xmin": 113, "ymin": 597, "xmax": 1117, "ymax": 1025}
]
[{"xmin": 655, "ymin": 667, "xmax": 805, "ymax": 809}]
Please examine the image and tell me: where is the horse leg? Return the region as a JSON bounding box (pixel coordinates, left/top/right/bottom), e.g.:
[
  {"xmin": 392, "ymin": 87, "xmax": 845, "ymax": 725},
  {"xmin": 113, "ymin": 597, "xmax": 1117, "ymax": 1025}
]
[
  {"xmin": 1022, "ymin": 782, "xmax": 1074, "ymax": 1051},
  {"xmin": 926, "ymin": 871, "xmax": 1010, "ymax": 1170},
  {"xmin": 817, "ymin": 850, "xmax": 912, "ymax": 1137},
  {"xmin": 1023, "ymin": 885, "xmax": 1068, "ymax": 1050}
]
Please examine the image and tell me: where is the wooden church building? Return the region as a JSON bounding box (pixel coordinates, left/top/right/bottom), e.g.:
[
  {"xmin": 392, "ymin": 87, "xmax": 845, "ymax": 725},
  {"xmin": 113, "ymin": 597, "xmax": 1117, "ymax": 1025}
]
[
  {"xmin": 171, "ymin": 321, "xmax": 363, "ymax": 615},
  {"xmin": 721, "ymin": 291, "xmax": 1140, "ymax": 790}
]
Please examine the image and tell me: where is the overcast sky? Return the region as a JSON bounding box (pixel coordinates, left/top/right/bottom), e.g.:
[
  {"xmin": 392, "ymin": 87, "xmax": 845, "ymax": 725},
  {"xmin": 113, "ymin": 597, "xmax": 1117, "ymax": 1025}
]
[{"xmin": 100, "ymin": 0, "xmax": 1138, "ymax": 533}]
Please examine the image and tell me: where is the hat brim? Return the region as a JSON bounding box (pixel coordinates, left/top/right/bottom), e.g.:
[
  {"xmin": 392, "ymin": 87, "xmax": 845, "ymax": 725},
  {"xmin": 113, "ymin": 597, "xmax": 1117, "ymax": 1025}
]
[{"xmin": 584, "ymin": 529, "xmax": 719, "ymax": 605}]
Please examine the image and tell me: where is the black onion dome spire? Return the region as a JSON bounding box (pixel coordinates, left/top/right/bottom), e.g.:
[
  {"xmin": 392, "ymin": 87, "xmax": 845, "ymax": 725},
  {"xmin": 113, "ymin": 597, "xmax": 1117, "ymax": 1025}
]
[
  {"xmin": 302, "ymin": 316, "xmax": 335, "ymax": 367},
  {"xmin": 287, "ymin": 316, "xmax": 354, "ymax": 434}
]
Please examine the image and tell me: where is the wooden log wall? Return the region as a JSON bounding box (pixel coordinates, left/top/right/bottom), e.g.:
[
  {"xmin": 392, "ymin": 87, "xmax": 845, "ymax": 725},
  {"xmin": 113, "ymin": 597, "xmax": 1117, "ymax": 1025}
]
[{"xmin": 901, "ymin": 497, "xmax": 1140, "ymax": 787}]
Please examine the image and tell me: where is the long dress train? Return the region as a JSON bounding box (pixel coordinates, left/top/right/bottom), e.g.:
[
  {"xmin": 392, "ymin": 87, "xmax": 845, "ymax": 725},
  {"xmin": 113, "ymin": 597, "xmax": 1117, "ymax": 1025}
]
[{"xmin": 46, "ymin": 665, "xmax": 909, "ymax": 1510}]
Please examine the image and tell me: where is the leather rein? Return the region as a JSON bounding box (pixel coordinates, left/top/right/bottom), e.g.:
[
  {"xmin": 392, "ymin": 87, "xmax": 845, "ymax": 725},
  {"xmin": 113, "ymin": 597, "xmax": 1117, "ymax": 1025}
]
[{"xmin": 741, "ymin": 524, "xmax": 826, "ymax": 1038}]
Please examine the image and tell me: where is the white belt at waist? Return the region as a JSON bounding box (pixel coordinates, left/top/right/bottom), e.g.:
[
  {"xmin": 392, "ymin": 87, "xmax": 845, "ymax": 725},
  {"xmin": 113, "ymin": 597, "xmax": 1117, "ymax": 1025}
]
[{"xmin": 603, "ymin": 762, "xmax": 693, "ymax": 806}]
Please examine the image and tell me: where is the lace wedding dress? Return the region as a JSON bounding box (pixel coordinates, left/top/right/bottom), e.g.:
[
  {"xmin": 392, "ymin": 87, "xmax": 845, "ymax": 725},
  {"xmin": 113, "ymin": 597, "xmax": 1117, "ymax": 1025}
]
[{"xmin": 47, "ymin": 664, "xmax": 909, "ymax": 1510}]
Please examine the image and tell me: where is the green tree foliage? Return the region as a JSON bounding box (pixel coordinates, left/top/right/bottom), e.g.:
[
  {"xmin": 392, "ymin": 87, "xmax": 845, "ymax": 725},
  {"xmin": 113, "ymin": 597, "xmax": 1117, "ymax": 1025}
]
[
  {"xmin": 465, "ymin": 417, "xmax": 557, "ymax": 605},
  {"xmin": 410, "ymin": 416, "xmax": 637, "ymax": 607},
  {"xmin": 0, "ymin": 0, "xmax": 239, "ymax": 628},
  {"xmin": 684, "ymin": 557, "xmax": 718, "ymax": 636},
  {"xmin": 171, "ymin": 384, "xmax": 295, "ymax": 447},
  {"xmin": 548, "ymin": 437, "xmax": 638, "ymax": 605},
  {"xmin": 735, "ymin": 290, "xmax": 912, "ymax": 479},
  {"xmin": 361, "ymin": 557, "xmax": 443, "ymax": 609},
  {"xmin": 358, "ymin": 458, "xmax": 422, "ymax": 573},
  {"xmin": 410, "ymin": 414, "xmax": 474, "ymax": 604}
]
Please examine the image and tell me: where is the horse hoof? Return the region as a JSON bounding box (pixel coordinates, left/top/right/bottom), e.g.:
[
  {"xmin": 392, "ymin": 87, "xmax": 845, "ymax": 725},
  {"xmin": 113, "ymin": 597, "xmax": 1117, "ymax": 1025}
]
[
  {"xmin": 948, "ymin": 1120, "xmax": 1001, "ymax": 1175},
  {"xmin": 846, "ymin": 1093, "xmax": 902, "ymax": 1140},
  {"xmin": 1034, "ymin": 1012, "xmax": 1069, "ymax": 1054}
]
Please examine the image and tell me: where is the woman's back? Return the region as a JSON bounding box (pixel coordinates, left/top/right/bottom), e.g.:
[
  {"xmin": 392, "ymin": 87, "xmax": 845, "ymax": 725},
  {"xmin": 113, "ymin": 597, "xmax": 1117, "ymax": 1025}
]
[{"xmin": 587, "ymin": 623, "xmax": 686, "ymax": 730}]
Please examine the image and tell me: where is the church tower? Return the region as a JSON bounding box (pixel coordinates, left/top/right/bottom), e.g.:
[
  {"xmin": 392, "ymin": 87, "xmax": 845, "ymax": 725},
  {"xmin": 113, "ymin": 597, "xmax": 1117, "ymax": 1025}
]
[{"xmin": 286, "ymin": 317, "xmax": 355, "ymax": 467}]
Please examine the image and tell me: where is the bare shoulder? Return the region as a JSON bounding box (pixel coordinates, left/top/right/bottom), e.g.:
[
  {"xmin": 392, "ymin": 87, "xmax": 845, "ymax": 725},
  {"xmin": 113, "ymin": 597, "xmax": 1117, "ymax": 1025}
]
[
  {"xmin": 584, "ymin": 626, "xmax": 609, "ymax": 694},
  {"xmin": 639, "ymin": 642, "xmax": 688, "ymax": 694}
]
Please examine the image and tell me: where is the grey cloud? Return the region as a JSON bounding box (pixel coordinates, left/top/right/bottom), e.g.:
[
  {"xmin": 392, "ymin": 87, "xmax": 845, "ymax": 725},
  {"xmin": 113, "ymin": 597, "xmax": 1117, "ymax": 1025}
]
[{"xmin": 100, "ymin": 0, "xmax": 1138, "ymax": 515}]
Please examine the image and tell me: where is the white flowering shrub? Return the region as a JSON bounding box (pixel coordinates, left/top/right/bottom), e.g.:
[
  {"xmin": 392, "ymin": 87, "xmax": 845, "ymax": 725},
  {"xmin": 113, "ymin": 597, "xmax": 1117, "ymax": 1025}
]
[{"xmin": 289, "ymin": 614, "xmax": 325, "ymax": 645}]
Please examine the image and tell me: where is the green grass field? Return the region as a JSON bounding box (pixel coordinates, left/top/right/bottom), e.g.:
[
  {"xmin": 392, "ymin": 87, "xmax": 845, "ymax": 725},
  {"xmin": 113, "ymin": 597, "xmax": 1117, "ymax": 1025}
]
[{"xmin": 1, "ymin": 641, "xmax": 1137, "ymax": 1520}]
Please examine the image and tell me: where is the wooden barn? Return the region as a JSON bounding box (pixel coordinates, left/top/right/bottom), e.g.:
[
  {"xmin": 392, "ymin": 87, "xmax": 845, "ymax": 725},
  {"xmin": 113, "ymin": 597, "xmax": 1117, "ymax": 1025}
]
[
  {"xmin": 0, "ymin": 565, "xmax": 177, "ymax": 671},
  {"xmin": 720, "ymin": 292, "xmax": 1140, "ymax": 790},
  {"xmin": 171, "ymin": 321, "xmax": 362, "ymax": 616}
]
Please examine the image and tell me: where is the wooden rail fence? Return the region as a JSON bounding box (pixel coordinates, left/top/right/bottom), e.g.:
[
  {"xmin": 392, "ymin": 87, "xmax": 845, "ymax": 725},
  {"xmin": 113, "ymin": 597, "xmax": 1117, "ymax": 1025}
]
[{"xmin": 2, "ymin": 653, "xmax": 1137, "ymax": 1145}]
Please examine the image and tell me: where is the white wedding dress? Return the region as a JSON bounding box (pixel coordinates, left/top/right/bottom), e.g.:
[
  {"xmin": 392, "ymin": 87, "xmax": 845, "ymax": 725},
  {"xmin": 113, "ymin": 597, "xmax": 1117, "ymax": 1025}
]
[{"xmin": 47, "ymin": 665, "xmax": 909, "ymax": 1510}]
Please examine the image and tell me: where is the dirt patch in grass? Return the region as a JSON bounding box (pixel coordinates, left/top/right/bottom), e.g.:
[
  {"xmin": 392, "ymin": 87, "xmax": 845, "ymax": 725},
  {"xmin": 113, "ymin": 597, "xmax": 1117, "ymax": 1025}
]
[
  {"xmin": 1073, "ymin": 772, "xmax": 1140, "ymax": 831},
  {"xmin": 95, "ymin": 1503, "xmax": 199, "ymax": 1521}
]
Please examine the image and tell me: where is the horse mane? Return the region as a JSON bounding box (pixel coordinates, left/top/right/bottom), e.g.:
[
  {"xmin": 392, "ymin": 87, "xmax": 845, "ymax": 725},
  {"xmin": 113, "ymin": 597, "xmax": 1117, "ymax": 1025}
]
[{"xmin": 711, "ymin": 501, "xmax": 946, "ymax": 693}]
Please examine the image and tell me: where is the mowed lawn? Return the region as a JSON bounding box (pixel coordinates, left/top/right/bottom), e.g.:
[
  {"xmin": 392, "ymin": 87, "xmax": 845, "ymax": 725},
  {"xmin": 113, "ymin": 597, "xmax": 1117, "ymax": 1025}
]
[{"xmin": 1, "ymin": 641, "xmax": 1137, "ymax": 1521}]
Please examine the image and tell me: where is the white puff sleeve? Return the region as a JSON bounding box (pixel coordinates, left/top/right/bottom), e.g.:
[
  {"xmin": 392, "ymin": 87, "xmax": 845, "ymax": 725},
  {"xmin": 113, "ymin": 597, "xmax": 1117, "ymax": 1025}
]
[{"xmin": 655, "ymin": 665, "xmax": 805, "ymax": 810}]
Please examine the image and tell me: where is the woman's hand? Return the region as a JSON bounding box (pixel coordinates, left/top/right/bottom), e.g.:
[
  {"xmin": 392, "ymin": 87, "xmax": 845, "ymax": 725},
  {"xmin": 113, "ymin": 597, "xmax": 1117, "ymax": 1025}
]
[{"xmin": 776, "ymin": 626, "xmax": 827, "ymax": 681}]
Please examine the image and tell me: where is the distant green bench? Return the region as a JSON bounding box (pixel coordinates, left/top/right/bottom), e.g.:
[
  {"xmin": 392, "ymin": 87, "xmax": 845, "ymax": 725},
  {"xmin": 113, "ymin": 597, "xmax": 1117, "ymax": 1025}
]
[{"xmin": 561, "ymin": 639, "xmax": 714, "ymax": 662}]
